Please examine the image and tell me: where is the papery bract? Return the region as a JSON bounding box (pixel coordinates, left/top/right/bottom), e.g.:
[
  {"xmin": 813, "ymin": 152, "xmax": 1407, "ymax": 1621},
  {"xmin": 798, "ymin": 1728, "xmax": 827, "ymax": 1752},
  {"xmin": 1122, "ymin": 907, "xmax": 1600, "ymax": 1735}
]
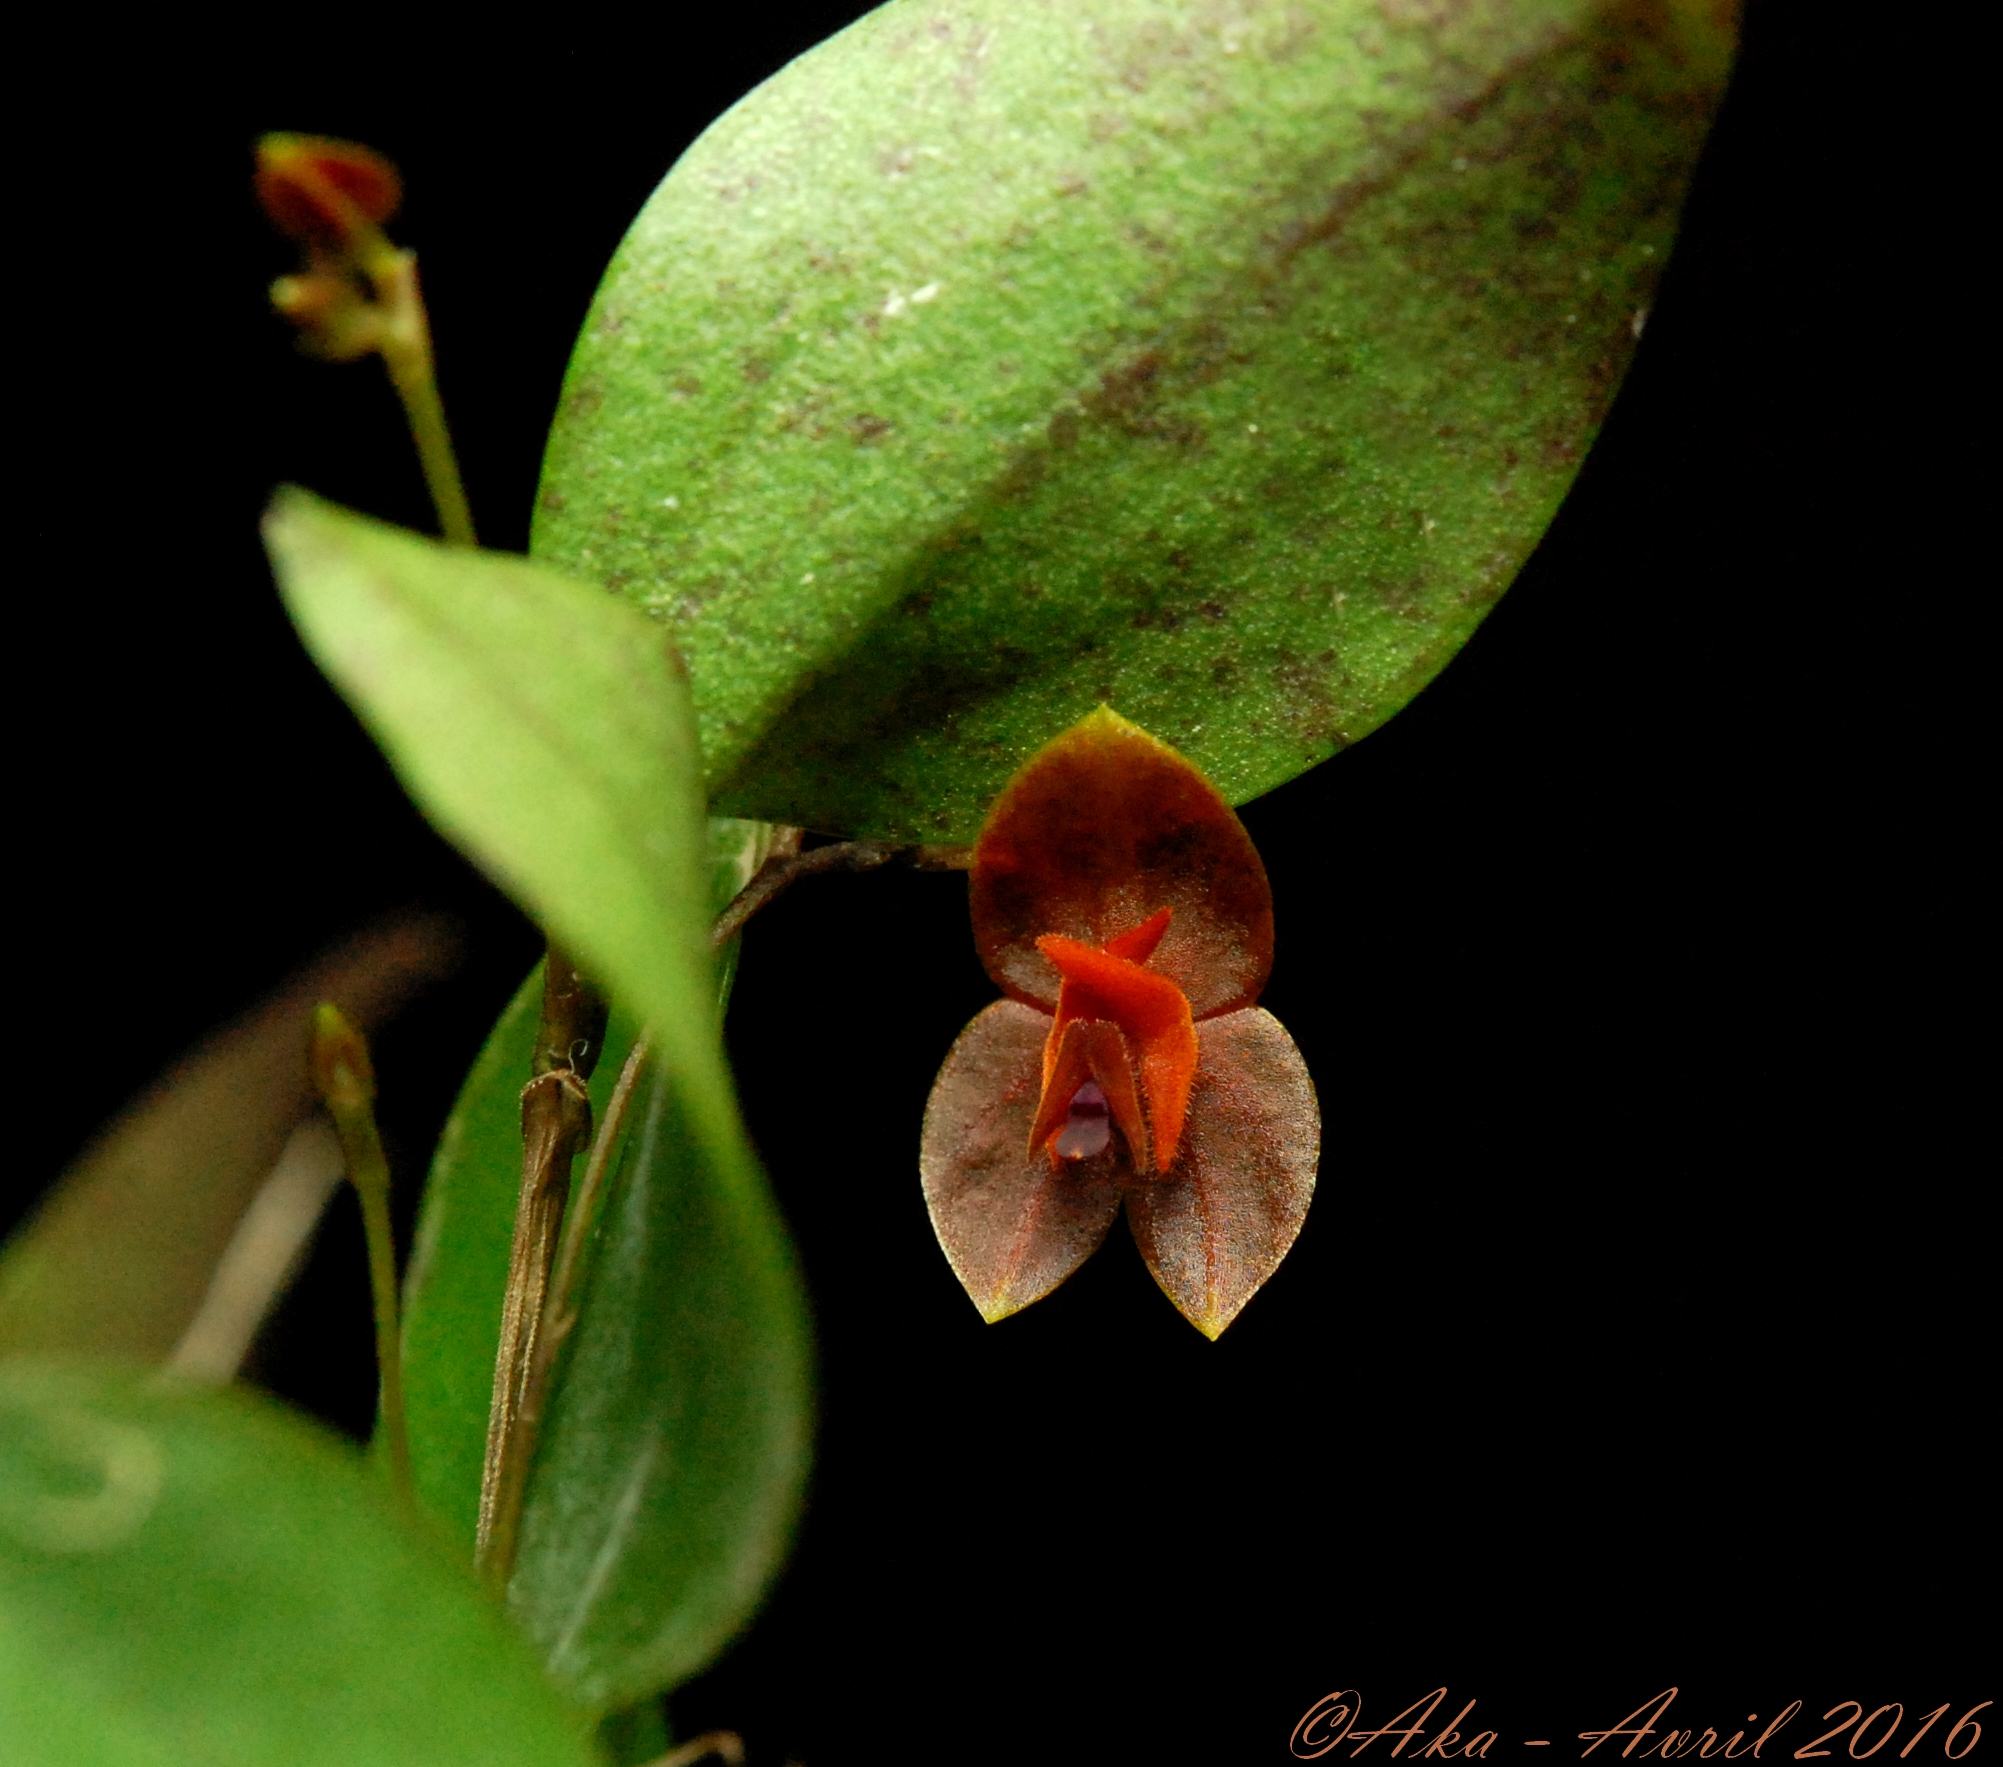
[{"xmin": 923, "ymin": 708, "xmax": 1317, "ymax": 1337}]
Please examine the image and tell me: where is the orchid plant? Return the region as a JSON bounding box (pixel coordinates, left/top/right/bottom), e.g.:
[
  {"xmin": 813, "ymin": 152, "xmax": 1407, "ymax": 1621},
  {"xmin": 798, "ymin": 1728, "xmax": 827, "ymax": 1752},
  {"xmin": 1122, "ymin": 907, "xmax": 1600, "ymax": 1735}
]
[{"xmin": 0, "ymin": 4, "xmax": 1734, "ymax": 1763}]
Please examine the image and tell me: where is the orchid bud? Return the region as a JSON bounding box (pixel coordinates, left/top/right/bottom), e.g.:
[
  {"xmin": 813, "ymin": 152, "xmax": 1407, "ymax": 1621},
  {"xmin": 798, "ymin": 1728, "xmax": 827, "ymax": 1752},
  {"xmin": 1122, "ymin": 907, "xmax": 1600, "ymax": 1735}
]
[
  {"xmin": 256, "ymin": 135, "xmax": 408, "ymax": 361},
  {"xmin": 255, "ymin": 134, "xmax": 401, "ymax": 255}
]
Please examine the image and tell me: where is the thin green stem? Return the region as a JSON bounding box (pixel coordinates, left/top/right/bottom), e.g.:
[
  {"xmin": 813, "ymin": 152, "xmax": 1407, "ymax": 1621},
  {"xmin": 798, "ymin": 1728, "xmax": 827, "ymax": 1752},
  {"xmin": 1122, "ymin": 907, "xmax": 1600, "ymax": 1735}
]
[
  {"xmin": 368, "ymin": 249, "xmax": 477, "ymax": 549},
  {"xmin": 309, "ymin": 1004, "xmax": 413, "ymax": 1505},
  {"xmin": 352, "ymin": 1163, "xmax": 413, "ymax": 1500}
]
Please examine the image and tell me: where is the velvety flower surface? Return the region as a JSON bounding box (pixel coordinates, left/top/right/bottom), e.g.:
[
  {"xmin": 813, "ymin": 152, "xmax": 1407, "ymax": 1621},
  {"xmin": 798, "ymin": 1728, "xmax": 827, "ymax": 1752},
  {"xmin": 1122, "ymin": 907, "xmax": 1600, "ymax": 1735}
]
[{"xmin": 922, "ymin": 707, "xmax": 1319, "ymax": 1338}]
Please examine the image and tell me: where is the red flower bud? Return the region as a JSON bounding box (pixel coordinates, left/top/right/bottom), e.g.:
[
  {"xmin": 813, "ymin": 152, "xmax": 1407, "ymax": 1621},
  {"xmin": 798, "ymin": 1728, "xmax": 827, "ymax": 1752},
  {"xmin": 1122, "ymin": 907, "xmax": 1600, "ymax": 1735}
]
[{"xmin": 255, "ymin": 134, "xmax": 401, "ymax": 255}]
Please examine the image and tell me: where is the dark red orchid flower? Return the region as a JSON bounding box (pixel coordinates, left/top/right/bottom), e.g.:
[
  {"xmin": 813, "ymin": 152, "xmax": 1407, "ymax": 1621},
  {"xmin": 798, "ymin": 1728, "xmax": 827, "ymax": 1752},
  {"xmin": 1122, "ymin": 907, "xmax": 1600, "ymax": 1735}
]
[{"xmin": 922, "ymin": 708, "xmax": 1319, "ymax": 1338}]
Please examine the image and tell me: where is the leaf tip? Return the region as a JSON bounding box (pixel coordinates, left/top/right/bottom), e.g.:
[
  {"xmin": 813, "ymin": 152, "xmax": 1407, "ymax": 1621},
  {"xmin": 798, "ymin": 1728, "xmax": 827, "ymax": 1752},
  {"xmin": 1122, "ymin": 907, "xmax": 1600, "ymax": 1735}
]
[{"xmin": 260, "ymin": 483, "xmax": 328, "ymax": 556}]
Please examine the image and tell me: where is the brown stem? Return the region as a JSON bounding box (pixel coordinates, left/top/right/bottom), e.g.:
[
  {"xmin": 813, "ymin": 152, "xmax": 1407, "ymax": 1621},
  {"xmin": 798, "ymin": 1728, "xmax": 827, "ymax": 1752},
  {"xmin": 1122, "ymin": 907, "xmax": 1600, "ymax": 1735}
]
[
  {"xmin": 543, "ymin": 1037, "xmax": 648, "ymax": 1364},
  {"xmin": 494, "ymin": 1035, "xmax": 651, "ymax": 1569},
  {"xmin": 644, "ymin": 1733, "xmax": 745, "ymax": 1767},
  {"xmin": 710, "ymin": 839, "xmax": 972, "ymax": 950},
  {"xmin": 471, "ymin": 833, "xmax": 967, "ymax": 1585},
  {"xmin": 475, "ymin": 947, "xmax": 607, "ymax": 1586}
]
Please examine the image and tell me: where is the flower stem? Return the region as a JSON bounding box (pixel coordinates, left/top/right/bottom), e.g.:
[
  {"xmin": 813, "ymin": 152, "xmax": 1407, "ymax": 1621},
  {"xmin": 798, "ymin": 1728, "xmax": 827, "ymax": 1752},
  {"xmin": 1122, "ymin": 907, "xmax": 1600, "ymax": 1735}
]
[
  {"xmin": 367, "ymin": 248, "xmax": 477, "ymax": 549},
  {"xmin": 257, "ymin": 136, "xmax": 477, "ymax": 550},
  {"xmin": 709, "ymin": 837, "xmax": 971, "ymax": 949},
  {"xmin": 309, "ymin": 1003, "xmax": 413, "ymax": 1505}
]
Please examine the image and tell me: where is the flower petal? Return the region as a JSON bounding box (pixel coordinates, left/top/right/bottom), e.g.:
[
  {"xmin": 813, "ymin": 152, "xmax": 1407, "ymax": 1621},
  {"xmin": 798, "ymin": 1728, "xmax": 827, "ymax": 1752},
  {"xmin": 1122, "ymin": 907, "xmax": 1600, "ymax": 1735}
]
[
  {"xmin": 1037, "ymin": 936, "xmax": 1198, "ymax": 1173},
  {"xmin": 1029, "ymin": 1015, "xmax": 1149, "ymax": 1172},
  {"xmin": 970, "ymin": 708, "xmax": 1273, "ymax": 1019},
  {"xmin": 921, "ymin": 1001, "xmax": 1125, "ymax": 1322},
  {"xmin": 1125, "ymin": 1007, "xmax": 1318, "ymax": 1339}
]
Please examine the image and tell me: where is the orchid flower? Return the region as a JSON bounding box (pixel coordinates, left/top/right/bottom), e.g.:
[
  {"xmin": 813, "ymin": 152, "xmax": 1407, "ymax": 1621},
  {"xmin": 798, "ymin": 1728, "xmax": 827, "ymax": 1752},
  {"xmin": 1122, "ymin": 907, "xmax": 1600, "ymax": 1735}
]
[{"xmin": 922, "ymin": 708, "xmax": 1319, "ymax": 1337}]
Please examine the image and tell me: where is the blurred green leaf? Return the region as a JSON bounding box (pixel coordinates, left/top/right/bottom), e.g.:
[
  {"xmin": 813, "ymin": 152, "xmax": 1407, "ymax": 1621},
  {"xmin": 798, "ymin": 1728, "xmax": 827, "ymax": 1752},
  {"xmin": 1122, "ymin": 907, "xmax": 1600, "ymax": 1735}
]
[
  {"xmin": 536, "ymin": 0, "xmax": 1735, "ymax": 839},
  {"xmin": 401, "ymin": 821, "xmax": 804, "ymax": 1709},
  {"xmin": 0, "ymin": 919, "xmax": 452, "ymax": 1368},
  {"xmin": 263, "ymin": 490, "xmax": 731, "ymax": 1159},
  {"xmin": 0, "ymin": 1359, "xmax": 595, "ymax": 1767}
]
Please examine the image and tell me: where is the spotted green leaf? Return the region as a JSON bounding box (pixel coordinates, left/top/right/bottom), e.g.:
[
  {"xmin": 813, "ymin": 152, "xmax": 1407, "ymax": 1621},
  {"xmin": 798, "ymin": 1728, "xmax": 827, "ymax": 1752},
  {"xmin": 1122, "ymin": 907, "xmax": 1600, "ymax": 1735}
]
[{"xmin": 535, "ymin": 0, "xmax": 1736, "ymax": 839}]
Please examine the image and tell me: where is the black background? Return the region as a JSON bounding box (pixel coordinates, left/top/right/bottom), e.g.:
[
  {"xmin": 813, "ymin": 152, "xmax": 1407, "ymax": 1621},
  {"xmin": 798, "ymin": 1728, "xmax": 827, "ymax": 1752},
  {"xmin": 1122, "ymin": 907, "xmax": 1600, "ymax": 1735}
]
[{"xmin": 12, "ymin": 3, "xmax": 1987, "ymax": 1761}]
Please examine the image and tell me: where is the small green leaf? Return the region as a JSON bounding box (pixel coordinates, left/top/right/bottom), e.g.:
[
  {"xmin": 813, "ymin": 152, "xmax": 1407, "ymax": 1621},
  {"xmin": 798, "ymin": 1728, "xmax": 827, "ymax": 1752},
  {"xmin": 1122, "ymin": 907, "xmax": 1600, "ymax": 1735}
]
[
  {"xmin": 400, "ymin": 822, "xmax": 803, "ymax": 1708},
  {"xmin": 536, "ymin": 0, "xmax": 1735, "ymax": 838},
  {"xmin": 263, "ymin": 489, "xmax": 729, "ymax": 1158},
  {"xmin": 0, "ymin": 1359, "xmax": 595, "ymax": 1767}
]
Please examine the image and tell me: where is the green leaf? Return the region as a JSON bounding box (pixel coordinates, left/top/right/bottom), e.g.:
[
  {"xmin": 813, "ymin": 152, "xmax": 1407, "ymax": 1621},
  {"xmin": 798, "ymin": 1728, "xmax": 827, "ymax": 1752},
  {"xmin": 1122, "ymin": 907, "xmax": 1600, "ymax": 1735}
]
[
  {"xmin": 262, "ymin": 489, "xmax": 730, "ymax": 1158},
  {"xmin": 266, "ymin": 496, "xmax": 808, "ymax": 1702},
  {"xmin": 400, "ymin": 821, "xmax": 804, "ymax": 1709},
  {"xmin": 399, "ymin": 971, "xmax": 645, "ymax": 1556},
  {"xmin": 397, "ymin": 973, "xmax": 539, "ymax": 1553},
  {"xmin": 0, "ymin": 1358, "xmax": 595, "ymax": 1767},
  {"xmin": 535, "ymin": 0, "xmax": 1735, "ymax": 839},
  {"xmin": 401, "ymin": 823, "xmax": 777, "ymax": 1552},
  {"xmin": 510, "ymin": 1029, "xmax": 811, "ymax": 1713},
  {"xmin": 0, "ymin": 919, "xmax": 452, "ymax": 1368}
]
